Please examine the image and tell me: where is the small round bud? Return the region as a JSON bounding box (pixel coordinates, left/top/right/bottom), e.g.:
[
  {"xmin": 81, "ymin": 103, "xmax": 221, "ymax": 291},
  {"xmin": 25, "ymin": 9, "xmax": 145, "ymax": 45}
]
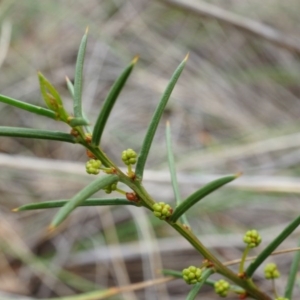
[
  {"xmin": 103, "ymin": 182, "xmax": 117, "ymax": 194},
  {"xmin": 86, "ymin": 159, "xmax": 101, "ymax": 175},
  {"xmin": 214, "ymin": 279, "xmax": 230, "ymax": 297},
  {"xmin": 121, "ymin": 149, "xmax": 137, "ymax": 165},
  {"xmin": 264, "ymin": 263, "xmax": 280, "ymax": 279},
  {"xmin": 243, "ymin": 229, "xmax": 262, "ymax": 248},
  {"xmin": 182, "ymin": 266, "xmax": 202, "ymax": 285},
  {"xmin": 152, "ymin": 202, "xmax": 173, "ymax": 220}
]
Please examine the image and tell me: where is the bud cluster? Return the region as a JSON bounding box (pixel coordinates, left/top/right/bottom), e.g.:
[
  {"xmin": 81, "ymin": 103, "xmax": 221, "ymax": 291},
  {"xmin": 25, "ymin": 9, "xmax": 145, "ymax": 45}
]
[
  {"xmin": 182, "ymin": 266, "xmax": 202, "ymax": 285},
  {"xmin": 103, "ymin": 183, "xmax": 117, "ymax": 194},
  {"xmin": 243, "ymin": 229, "xmax": 262, "ymax": 248},
  {"xmin": 86, "ymin": 159, "xmax": 101, "ymax": 175},
  {"xmin": 264, "ymin": 263, "xmax": 280, "ymax": 279},
  {"xmin": 121, "ymin": 149, "xmax": 137, "ymax": 165},
  {"xmin": 152, "ymin": 202, "xmax": 173, "ymax": 220},
  {"xmin": 214, "ymin": 279, "xmax": 230, "ymax": 297}
]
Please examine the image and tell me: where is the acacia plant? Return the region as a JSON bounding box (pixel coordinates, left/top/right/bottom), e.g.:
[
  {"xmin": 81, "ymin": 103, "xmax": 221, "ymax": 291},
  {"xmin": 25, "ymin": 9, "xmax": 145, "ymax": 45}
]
[{"xmin": 1, "ymin": 29, "xmax": 300, "ymax": 300}]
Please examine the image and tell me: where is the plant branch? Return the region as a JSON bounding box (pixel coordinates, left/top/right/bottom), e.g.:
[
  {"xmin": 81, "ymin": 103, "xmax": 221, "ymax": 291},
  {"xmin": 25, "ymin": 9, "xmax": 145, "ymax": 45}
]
[{"xmin": 0, "ymin": 127, "xmax": 76, "ymax": 143}]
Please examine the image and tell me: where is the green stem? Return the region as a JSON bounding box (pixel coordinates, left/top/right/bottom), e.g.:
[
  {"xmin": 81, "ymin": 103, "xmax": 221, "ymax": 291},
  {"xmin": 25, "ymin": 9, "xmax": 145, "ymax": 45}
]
[
  {"xmin": 78, "ymin": 144, "xmax": 270, "ymax": 299},
  {"xmin": 239, "ymin": 246, "xmax": 250, "ymax": 274},
  {"xmin": 127, "ymin": 164, "xmax": 134, "ymax": 177},
  {"xmin": 116, "ymin": 188, "xmax": 127, "ymax": 195},
  {"xmin": 171, "ymin": 222, "xmax": 271, "ymax": 300},
  {"xmin": 272, "ymin": 279, "xmax": 278, "ymax": 298},
  {"xmin": 83, "ymin": 143, "xmax": 122, "ymax": 170}
]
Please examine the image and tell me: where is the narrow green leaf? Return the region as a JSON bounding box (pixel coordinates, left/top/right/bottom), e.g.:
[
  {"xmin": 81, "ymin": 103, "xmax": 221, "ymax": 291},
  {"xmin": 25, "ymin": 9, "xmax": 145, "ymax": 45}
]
[
  {"xmin": 50, "ymin": 174, "xmax": 119, "ymax": 229},
  {"xmin": 161, "ymin": 269, "xmax": 182, "ymax": 278},
  {"xmin": 186, "ymin": 269, "xmax": 214, "ymax": 300},
  {"xmin": 91, "ymin": 56, "xmax": 139, "ymax": 146},
  {"xmin": 73, "ymin": 28, "xmax": 88, "ymax": 120},
  {"xmin": 38, "ymin": 72, "xmax": 69, "ymax": 122},
  {"xmin": 284, "ymin": 239, "xmax": 300, "ymax": 299},
  {"xmin": 65, "ymin": 76, "xmax": 74, "ymax": 99},
  {"xmin": 246, "ymin": 214, "xmax": 300, "ymax": 277},
  {"xmin": 14, "ymin": 198, "xmax": 139, "ymax": 211},
  {"xmin": 169, "ymin": 174, "xmax": 239, "ymax": 223},
  {"xmin": 166, "ymin": 121, "xmax": 189, "ymax": 225},
  {"xmin": 69, "ymin": 117, "xmax": 89, "ymax": 127},
  {"xmin": 135, "ymin": 54, "xmax": 188, "ymax": 179},
  {"xmin": 0, "ymin": 94, "xmax": 56, "ymax": 119},
  {"xmin": 66, "ymin": 77, "xmax": 91, "ymax": 132},
  {"xmin": 0, "ymin": 126, "xmax": 76, "ymax": 143}
]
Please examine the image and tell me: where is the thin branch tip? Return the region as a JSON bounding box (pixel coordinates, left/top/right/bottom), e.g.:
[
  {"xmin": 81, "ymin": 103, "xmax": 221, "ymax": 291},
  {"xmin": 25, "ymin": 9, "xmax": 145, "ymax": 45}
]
[
  {"xmin": 132, "ymin": 55, "xmax": 139, "ymax": 64},
  {"xmin": 184, "ymin": 52, "xmax": 190, "ymax": 61}
]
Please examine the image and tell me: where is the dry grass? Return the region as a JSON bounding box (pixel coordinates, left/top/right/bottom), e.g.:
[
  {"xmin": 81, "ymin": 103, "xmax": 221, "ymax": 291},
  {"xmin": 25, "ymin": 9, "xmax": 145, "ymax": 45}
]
[{"xmin": 1, "ymin": 0, "xmax": 300, "ymax": 299}]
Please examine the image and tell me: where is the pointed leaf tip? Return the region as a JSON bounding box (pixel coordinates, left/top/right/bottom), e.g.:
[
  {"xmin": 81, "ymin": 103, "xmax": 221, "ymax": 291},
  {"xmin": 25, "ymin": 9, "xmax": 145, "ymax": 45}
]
[
  {"xmin": 132, "ymin": 55, "xmax": 139, "ymax": 65},
  {"xmin": 235, "ymin": 172, "xmax": 243, "ymax": 178},
  {"xmin": 166, "ymin": 120, "xmax": 170, "ymax": 126},
  {"xmin": 85, "ymin": 26, "xmax": 89, "ymax": 34},
  {"xmin": 184, "ymin": 52, "xmax": 189, "ymax": 61},
  {"xmin": 135, "ymin": 55, "xmax": 188, "ymax": 179},
  {"xmin": 11, "ymin": 208, "xmax": 18, "ymax": 212}
]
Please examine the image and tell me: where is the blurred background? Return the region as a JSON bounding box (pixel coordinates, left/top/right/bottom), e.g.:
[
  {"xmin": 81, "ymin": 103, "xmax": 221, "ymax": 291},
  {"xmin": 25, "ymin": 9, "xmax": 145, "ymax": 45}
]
[{"xmin": 1, "ymin": 0, "xmax": 300, "ymax": 299}]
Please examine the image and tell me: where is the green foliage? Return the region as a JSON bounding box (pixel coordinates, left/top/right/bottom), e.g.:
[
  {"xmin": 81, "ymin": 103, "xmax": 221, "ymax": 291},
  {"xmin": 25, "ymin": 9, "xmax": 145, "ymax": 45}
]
[
  {"xmin": 73, "ymin": 27, "xmax": 89, "ymax": 125},
  {"xmin": 135, "ymin": 54, "xmax": 188, "ymax": 180},
  {"xmin": 91, "ymin": 56, "xmax": 138, "ymax": 147},
  {"xmin": 38, "ymin": 72, "xmax": 70, "ymax": 122},
  {"xmin": 1, "ymin": 30, "xmax": 299, "ymax": 300}
]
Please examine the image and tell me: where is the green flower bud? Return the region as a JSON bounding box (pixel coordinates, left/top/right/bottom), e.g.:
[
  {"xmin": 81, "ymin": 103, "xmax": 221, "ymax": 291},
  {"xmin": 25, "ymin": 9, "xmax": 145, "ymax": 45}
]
[
  {"xmin": 86, "ymin": 159, "xmax": 102, "ymax": 175},
  {"xmin": 152, "ymin": 202, "xmax": 173, "ymax": 220},
  {"xmin": 182, "ymin": 266, "xmax": 202, "ymax": 285},
  {"xmin": 103, "ymin": 182, "xmax": 117, "ymax": 194},
  {"xmin": 264, "ymin": 263, "xmax": 280, "ymax": 279},
  {"xmin": 243, "ymin": 229, "xmax": 262, "ymax": 248},
  {"xmin": 121, "ymin": 149, "xmax": 137, "ymax": 165},
  {"xmin": 214, "ymin": 279, "xmax": 230, "ymax": 297}
]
